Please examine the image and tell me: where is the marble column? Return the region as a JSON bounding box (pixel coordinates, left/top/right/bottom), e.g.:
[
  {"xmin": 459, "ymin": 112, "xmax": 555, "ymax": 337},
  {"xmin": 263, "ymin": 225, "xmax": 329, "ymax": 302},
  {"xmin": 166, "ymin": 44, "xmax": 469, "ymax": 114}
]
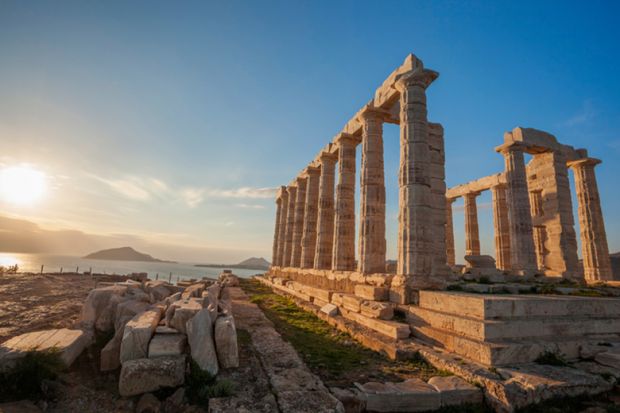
[
  {"xmin": 332, "ymin": 133, "xmax": 357, "ymax": 271},
  {"xmin": 358, "ymin": 107, "xmax": 386, "ymax": 274},
  {"xmin": 498, "ymin": 143, "xmax": 537, "ymax": 273},
  {"xmin": 533, "ymin": 225, "xmax": 547, "ymax": 271},
  {"xmin": 275, "ymin": 188, "xmax": 289, "ymax": 267},
  {"xmin": 569, "ymin": 157, "xmax": 613, "ymax": 281},
  {"xmin": 464, "ymin": 192, "xmax": 480, "ymax": 256},
  {"xmin": 290, "ymin": 177, "xmax": 307, "ymax": 268},
  {"xmin": 271, "ymin": 192, "xmax": 284, "ymax": 267},
  {"xmin": 445, "ymin": 198, "xmax": 456, "ymax": 267},
  {"xmin": 301, "ymin": 166, "xmax": 321, "ymax": 269},
  {"xmin": 314, "ymin": 152, "xmax": 337, "ymax": 270},
  {"xmin": 394, "ymin": 68, "xmax": 439, "ymax": 278},
  {"xmin": 282, "ymin": 185, "xmax": 297, "ymax": 268},
  {"xmin": 491, "ymin": 184, "xmax": 511, "ymax": 271}
]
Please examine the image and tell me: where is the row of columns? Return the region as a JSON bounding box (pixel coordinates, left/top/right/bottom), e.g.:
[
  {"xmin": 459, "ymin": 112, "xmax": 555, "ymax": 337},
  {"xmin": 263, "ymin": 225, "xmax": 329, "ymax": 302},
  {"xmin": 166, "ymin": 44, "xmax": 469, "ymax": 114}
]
[{"xmin": 445, "ymin": 142, "xmax": 612, "ymax": 281}]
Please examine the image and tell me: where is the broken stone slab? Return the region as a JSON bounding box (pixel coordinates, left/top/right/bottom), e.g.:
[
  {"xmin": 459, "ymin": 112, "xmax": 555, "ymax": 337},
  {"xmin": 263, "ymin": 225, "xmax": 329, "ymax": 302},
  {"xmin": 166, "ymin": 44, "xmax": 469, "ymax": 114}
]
[
  {"xmin": 186, "ymin": 308, "xmax": 218, "ymax": 375},
  {"xmin": 356, "ymin": 379, "xmax": 440, "ymax": 412},
  {"xmin": 427, "ymin": 375, "xmax": 482, "ymax": 407},
  {"xmin": 214, "ymin": 315, "xmax": 238, "ymax": 369},
  {"xmin": 329, "ymin": 387, "xmax": 365, "ymax": 413},
  {"xmin": 360, "ymin": 301, "xmax": 394, "ymax": 320},
  {"xmin": 136, "ymin": 393, "xmax": 161, "ymax": 413},
  {"xmin": 118, "ymin": 356, "xmax": 185, "ymax": 397},
  {"xmin": 155, "ymin": 326, "xmax": 180, "ymax": 334},
  {"xmin": 148, "ymin": 334, "xmax": 187, "ymax": 358},
  {"xmin": 120, "ymin": 308, "xmax": 162, "ymax": 364},
  {"xmin": 165, "ymin": 292, "xmax": 182, "ymax": 306},
  {"xmin": 464, "ymin": 255, "xmax": 496, "ymax": 268},
  {"xmin": 321, "ymin": 303, "xmax": 339, "ymax": 317},
  {"xmin": 277, "ymin": 390, "xmax": 344, "ymax": 413},
  {"xmin": 95, "ymin": 293, "xmax": 123, "ymax": 333},
  {"xmin": 80, "ymin": 285, "xmax": 127, "ymax": 330},
  {"xmin": 115, "ymin": 299, "xmax": 151, "ymax": 332},
  {"xmin": 595, "ymin": 350, "xmax": 620, "ymax": 369},
  {"xmin": 354, "ymin": 285, "xmax": 389, "ymax": 301},
  {"xmin": 0, "ymin": 328, "xmax": 89, "ymax": 371},
  {"xmin": 167, "ymin": 299, "xmax": 202, "ymax": 334},
  {"xmin": 181, "ymin": 283, "xmax": 205, "ymax": 300}
]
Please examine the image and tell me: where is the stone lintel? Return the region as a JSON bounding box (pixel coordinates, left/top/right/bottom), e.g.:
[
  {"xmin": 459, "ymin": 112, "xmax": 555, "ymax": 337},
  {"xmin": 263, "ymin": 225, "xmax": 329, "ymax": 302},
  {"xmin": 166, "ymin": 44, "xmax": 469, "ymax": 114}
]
[
  {"xmin": 446, "ymin": 173, "xmax": 506, "ymax": 199},
  {"xmin": 394, "ymin": 68, "xmax": 439, "ymax": 91},
  {"xmin": 356, "ymin": 103, "xmax": 392, "ymax": 122},
  {"xmin": 567, "ymin": 157, "xmax": 602, "ymax": 169},
  {"xmin": 334, "ymin": 132, "xmax": 361, "ymax": 147}
]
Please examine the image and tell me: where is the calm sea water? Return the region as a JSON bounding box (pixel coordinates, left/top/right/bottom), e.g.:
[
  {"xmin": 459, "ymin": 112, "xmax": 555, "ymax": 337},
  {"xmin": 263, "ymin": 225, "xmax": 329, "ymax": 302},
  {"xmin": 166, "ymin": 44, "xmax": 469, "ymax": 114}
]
[{"xmin": 0, "ymin": 252, "xmax": 262, "ymax": 281}]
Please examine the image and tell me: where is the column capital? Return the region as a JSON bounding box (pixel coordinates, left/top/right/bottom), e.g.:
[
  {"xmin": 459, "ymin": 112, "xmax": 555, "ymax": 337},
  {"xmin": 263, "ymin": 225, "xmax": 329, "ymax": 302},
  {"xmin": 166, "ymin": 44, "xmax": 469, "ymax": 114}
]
[
  {"xmin": 356, "ymin": 104, "xmax": 391, "ymax": 123},
  {"xmin": 568, "ymin": 157, "xmax": 601, "ymax": 170},
  {"xmin": 276, "ymin": 185, "xmax": 288, "ymax": 200},
  {"xmin": 394, "ymin": 68, "xmax": 439, "ymax": 92},
  {"xmin": 495, "ymin": 141, "xmax": 529, "ymax": 155},
  {"xmin": 303, "ymin": 165, "xmax": 321, "ymax": 177},
  {"xmin": 295, "ymin": 175, "xmax": 308, "ymax": 185},
  {"xmin": 446, "ymin": 197, "xmax": 457, "ymax": 204},
  {"xmin": 334, "ymin": 132, "xmax": 360, "ymax": 147},
  {"xmin": 318, "ymin": 149, "xmax": 338, "ymax": 163},
  {"xmin": 464, "ymin": 191, "xmax": 481, "ymax": 199}
]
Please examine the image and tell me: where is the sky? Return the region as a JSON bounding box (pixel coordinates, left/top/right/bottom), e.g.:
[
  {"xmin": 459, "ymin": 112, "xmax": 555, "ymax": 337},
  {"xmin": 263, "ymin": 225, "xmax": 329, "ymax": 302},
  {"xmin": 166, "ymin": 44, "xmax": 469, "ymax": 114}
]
[{"xmin": 0, "ymin": 0, "xmax": 619, "ymax": 263}]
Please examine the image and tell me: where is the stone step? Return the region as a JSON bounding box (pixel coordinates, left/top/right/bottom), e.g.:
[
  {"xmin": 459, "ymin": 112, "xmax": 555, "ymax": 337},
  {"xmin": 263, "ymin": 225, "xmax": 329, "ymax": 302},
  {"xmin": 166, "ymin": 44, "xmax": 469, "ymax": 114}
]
[
  {"xmin": 413, "ymin": 323, "xmax": 620, "ymax": 366},
  {"xmin": 340, "ymin": 308, "xmax": 410, "ymax": 340},
  {"xmin": 418, "ymin": 291, "xmax": 620, "ymax": 320},
  {"xmin": 407, "ymin": 305, "xmax": 620, "ymax": 341}
]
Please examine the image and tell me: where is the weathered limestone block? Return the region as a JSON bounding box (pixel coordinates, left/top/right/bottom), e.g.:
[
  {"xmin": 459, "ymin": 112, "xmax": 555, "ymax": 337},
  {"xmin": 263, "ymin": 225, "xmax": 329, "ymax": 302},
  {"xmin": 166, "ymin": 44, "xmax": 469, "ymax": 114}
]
[
  {"xmin": 148, "ymin": 334, "xmax": 186, "ymax": 358},
  {"xmin": 95, "ymin": 293, "xmax": 123, "ymax": 332},
  {"xmin": 80, "ymin": 285, "xmax": 127, "ymax": 329},
  {"xmin": 360, "ymin": 301, "xmax": 393, "ymax": 320},
  {"xmin": 118, "ymin": 356, "xmax": 185, "ymax": 397},
  {"xmin": 299, "ymin": 284, "xmax": 332, "ymax": 302},
  {"xmin": 330, "ymin": 387, "xmax": 365, "ymax": 413},
  {"xmin": 120, "ymin": 308, "xmax": 162, "ymax": 364},
  {"xmin": 166, "ymin": 299, "xmax": 202, "ymax": 334},
  {"xmin": 356, "ymin": 379, "xmax": 440, "ymax": 412},
  {"xmin": 0, "ymin": 329, "xmax": 89, "ymax": 371},
  {"xmin": 464, "ymin": 255, "xmax": 496, "ymax": 269},
  {"xmin": 181, "ymin": 283, "xmax": 205, "ymax": 300},
  {"xmin": 340, "ymin": 308, "xmax": 410, "ymax": 340},
  {"xmin": 341, "ymin": 294, "xmax": 363, "ymax": 313},
  {"xmin": 214, "ymin": 315, "xmax": 239, "ymax": 369},
  {"xmin": 115, "ymin": 299, "xmax": 150, "ymax": 332},
  {"xmin": 313, "ymin": 297, "xmax": 330, "ymax": 308},
  {"xmin": 594, "ymin": 351, "xmax": 620, "ymax": 369},
  {"xmin": 186, "ymin": 308, "xmax": 218, "ymax": 375},
  {"xmin": 354, "ymin": 285, "xmax": 389, "ymax": 301},
  {"xmin": 428, "ymin": 376, "xmax": 482, "ymax": 407},
  {"xmin": 136, "ymin": 393, "xmax": 161, "ymax": 413},
  {"xmin": 321, "ymin": 303, "xmax": 339, "ymax": 317}
]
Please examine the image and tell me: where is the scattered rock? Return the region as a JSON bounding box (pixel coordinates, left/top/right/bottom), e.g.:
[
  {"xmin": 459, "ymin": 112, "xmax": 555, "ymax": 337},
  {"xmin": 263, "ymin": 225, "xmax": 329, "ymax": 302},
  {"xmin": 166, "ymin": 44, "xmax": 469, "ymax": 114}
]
[
  {"xmin": 187, "ymin": 308, "xmax": 219, "ymax": 375},
  {"xmin": 118, "ymin": 356, "xmax": 185, "ymax": 397},
  {"xmin": 428, "ymin": 375, "xmax": 482, "ymax": 407},
  {"xmin": 464, "ymin": 255, "xmax": 496, "ymax": 268},
  {"xmin": 320, "ymin": 303, "xmax": 339, "ymax": 317},
  {"xmin": 214, "ymin": 315, "xmax": 239, "ymax": 368},
  {"xmin": 168, "ymin": 300, "xmax": 202, "ymax": 334},
  {"xmin": 80, "ymin": 285, "xmax": 127, "ymax": 330},
  {"xmin": 120, "ymin": 308, "xmax": 162, "ymax": 363},
  {"xmin": 330, "ymin": 387, "xmax": 365, "ymax": 413},
  {"xmin": 148, "ymin": 334, "xmax": 187, "ymax": 358},
  {"xmin": 136, "ymin": 393, "xmax": 161, "ymax": 413}
]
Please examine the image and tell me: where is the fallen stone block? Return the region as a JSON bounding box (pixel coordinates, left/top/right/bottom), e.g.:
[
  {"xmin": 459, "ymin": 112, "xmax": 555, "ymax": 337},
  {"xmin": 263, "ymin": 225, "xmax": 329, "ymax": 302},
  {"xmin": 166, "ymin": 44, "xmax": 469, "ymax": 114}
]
[
  {"xmin": 0, "ymin": 329, "xmax": 89, "ymax": 371},
  {"xmin": 321, "ymin": 303, "xmax": 339, "ymax": 317},
  {"xmin": 277, "ymin": 390, "xmax": 344, "ymax": 413},
  {"xmin": 595, "ymin": 351, "xmax": 620, "ymax": 369},
  {"xmin": 120, "ymin": 308, "xmax": 162, "ymax": 363},
  {"xmin": 465, "ymin": 255, "xmax": 496, "ymax": 268},
  {"xmin": 165, "ymin": 299, "xmax": 202, "ymax": 333},
  {"xmin": 354, "ymin": 285, "xmax": 389, "ymax": 301},
  {"xmin": 155, "ymin": 326, "xmax": 180, "ymax": 334},
  {"xmin": 181, "ymin": 283, "xmax": 205, "ymax": 300},
  {"xmin": 312, "ymin": 297, "xmax": 330, "ymax": 308},
  {"xmin": 118, "ymin": 356, "xmax": 185, "ymax": 397},
  {"xmin": 428, "ymin": 375, "xmax": 482, "ymax": 407},
  {"xmin": 136, "ymin": 393, "xmax": 161, "ymax": 413},
  {"xmin": 115, "ymin": 299, "xmax": 150, "ymax": 332},
  {"xmin": 356, "ymin": 379, "xmax": 440, "ymax": 412},
  {"xmin": 187, "ymin": 308, "xmax": 219, "ymax": 375},
  {"xmin": 148, "ymin": 334, "xmax": 186, "ymax": 358},
  {"xmin": 330, "ymin": 387, "xmax": 365, "ymax": 413},
  {"xmin": 214, "ymin": 315, "xmax": 239, "ymax": 368},
  {"xmin": 80, "ymin": 285, "xmax": 127, "ymax": 330},
  {"xmin": 360, "ymin": 301, "xmax": 393, "ymax": 320}
]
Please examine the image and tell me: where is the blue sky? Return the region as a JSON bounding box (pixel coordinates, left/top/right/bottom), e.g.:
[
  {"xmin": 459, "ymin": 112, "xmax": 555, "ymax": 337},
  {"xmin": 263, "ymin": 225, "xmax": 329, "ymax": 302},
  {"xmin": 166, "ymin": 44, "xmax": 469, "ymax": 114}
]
[{"xmin": 0, "ymin": 1, "xmax": 618, "ymax": 262}]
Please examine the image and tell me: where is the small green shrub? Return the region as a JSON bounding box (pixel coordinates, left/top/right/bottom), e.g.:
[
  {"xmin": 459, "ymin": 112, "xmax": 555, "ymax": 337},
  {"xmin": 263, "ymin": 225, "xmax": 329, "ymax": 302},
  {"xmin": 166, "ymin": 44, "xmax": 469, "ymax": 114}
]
[
  {"xmin": 478, "ymin": 276, "xmax": 491, "ymax": 284},
  {"xmin": 185, "ymin": 360, "xmax": 235, "ymax": 406},
  {"xmin": 207, "ymin": 379, "xmax": 235, "ymax": 398},
  {"xmin": 0, "ymin": 349, "xmax": 64, "ymax": 401}
]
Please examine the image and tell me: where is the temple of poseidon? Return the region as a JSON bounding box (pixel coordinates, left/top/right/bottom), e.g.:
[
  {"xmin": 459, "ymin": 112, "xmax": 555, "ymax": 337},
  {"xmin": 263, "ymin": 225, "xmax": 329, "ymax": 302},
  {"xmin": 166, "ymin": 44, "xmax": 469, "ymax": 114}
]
[{"xmin": 259, "ymin": 54, "xmax": 620, "ymax": 411}]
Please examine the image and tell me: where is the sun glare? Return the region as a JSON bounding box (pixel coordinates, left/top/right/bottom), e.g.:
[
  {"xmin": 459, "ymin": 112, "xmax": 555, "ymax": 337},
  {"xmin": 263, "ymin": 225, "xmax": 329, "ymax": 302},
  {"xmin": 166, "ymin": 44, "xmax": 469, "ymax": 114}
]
[{"xmin": 0, "ymin": 165, "xmax": 47, "ymax": 205}]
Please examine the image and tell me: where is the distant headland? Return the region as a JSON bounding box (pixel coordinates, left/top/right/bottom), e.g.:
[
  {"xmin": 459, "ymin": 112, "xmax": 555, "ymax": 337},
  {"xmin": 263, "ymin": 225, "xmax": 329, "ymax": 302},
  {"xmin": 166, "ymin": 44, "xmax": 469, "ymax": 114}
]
[
  {"xmin": 83, "ymin": 246, "xmax": 176, "ymax": 263},
  {"xmin": 195, "ymin": 257, "xmax": 270, "ymax": 271}
]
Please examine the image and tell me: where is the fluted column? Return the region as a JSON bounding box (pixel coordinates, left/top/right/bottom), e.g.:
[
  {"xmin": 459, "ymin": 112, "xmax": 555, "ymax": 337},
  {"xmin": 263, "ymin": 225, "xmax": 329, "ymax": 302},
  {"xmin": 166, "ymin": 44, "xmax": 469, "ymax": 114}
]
[
  {"xmin": 358, "ymin": 107, "xmax": 386, "ymax": 274},
  {"xmin": 394, "ymin": 68, "xmax": 439, "ymax": 278},
  {"xmin": 301, "ymin": 166, "xmax": 321, "ymax": 268},
  {"xmin": 498, "ymin": 143, "xmax": 537, "ymax": 273},
  {"xmin": 445, "ymin": 198, "xmax": 455, "ymax": 267},
  {"xmin": 271, "ymin": 192, "xmax": 284, "ymax": 267},
  {"xmin": 533, "ymin": 225, "xmax": 547, "ymax": 271},
  {"xmin": 569, "ymin": 157, "xmax": 613, "ymax": 281},
  {"xmin": 290, "ymin": 177, "xmax": 307, "ymax": 268},
  {"xmin": 332, "ymin": 134, "xmax": 357, "ymax": 271},
  {"xmin": 464, "ymin": 192, "xmax": 480, "ymax": 256},
  {"xmin": 491, "ymin": 184, "xmax": 511, "ymax": 271},
  {"xmin": 282, "ymin": 185, "xmax": 297, "ymax": 267},
  {"xmin": 276, "ymin": 189, "xmax": 289, "ymax": 267},
  {"xmin": 314, "ymin": 152, "xmax": 337, "ymax": 269}
]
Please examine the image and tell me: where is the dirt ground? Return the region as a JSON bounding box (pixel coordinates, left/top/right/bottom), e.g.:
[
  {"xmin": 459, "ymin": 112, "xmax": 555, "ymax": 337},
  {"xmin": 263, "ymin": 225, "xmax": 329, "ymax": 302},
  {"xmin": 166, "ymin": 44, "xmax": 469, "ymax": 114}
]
[{"xmin": 0, "ymin": 272, "xmax": 128, "ymax": 343}]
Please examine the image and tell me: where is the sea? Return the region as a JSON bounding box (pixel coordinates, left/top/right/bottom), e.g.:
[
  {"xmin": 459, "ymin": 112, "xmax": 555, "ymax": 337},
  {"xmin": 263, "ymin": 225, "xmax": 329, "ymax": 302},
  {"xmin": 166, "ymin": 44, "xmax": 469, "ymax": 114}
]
[{"xmin": 0, "ymin": 252, "xmax": 262, "ymax": 282}]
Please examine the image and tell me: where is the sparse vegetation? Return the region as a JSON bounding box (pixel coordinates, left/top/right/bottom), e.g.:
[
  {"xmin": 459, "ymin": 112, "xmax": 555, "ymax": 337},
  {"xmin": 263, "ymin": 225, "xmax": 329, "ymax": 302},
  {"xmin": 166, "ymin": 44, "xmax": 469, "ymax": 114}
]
[
  {"xmin": 185, "ymin": 360, "xmax": 235, "ymax": 406},
  {"xmin": 240, "ymin": 278, "xmax": 447, "ymax": 386},
  {"xmin": 0, "ymin": 264, "xmax": 18, "ymax": 274},
  {"xmin": 534, "ymin": 350, "xmax": 568, "ymax": 366},
  {"xmin": 0, "ymin": 349, "xmax": 64, "ymax": 402}
]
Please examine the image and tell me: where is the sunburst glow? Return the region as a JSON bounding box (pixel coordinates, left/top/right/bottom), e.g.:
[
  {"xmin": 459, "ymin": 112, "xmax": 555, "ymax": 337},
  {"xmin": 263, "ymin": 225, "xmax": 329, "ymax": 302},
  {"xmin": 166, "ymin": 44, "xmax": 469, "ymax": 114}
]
[{"xmin": 0, "ymin": 165, "xmax": 47, "ymax": 205}]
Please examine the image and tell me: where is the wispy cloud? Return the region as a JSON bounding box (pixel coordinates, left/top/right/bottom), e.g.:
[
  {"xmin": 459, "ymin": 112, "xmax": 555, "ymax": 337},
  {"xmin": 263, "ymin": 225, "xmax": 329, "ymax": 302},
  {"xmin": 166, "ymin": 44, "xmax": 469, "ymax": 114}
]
[
  {"xmin": 562, "ymin": 99, "xmax": 596, "ymax": 127},
  {"xmin": 235, "ymin": 203, "xmax": 266, "ymax": 209},
  {"xmin": 206, "ymin": 187, "xmax": 277, "ymax": 199}
]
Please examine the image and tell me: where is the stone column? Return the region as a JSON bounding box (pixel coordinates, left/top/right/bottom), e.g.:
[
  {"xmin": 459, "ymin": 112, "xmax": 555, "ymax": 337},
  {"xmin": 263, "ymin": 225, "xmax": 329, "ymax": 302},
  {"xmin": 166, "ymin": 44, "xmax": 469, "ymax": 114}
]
[
  {"xmin": 358, "ymin": 107, "xmax": 386, "ymax": 274},
  {"xmin": 533, "ymin": 225, "xmax": 547, "ymax": 271},
  {"xmin": 491, "ymin": 184, "xmax": 511, "ymax": 271},
  {"xmin": 290, "ymin": 177, "xmax": 307, "ymax": 268},
  {"xmin": 445, "ymin": 198, "xmax": 456, "ymax": 267},
  {"xmin": 301, "ymin": 166, "xmax": 321, "ymax": 269},
  {"xmin": 394, "ymin": 68, "xmax": 439, "ymax": 278},
  {"xmin": 282, "ymin": 185, "xmax": 297, "ymax": 268},
  {"xmin": 276, "ymin": 188, "xmax": 289, "ymax": 267},
  {"xmin": 464, "ymin": 192, "xmax": 480, "ymax": 256},
  {"xmin": 569, "ymin": 158, "xmax": 613, "ymax": 281},
  {"xmin": 314, "ymin": 152, "xmax": 337, "ymax": 270},
  {"xmin": 271, "ymin": 192, "xmax": 284, "ymax": 267},
  {"xmin": 332, "ymin": 133, "xmax": 357, "ymax": 271},
  {"xmin": 498, "ymin": 143, "xmax": 537, "ymax": 273}
]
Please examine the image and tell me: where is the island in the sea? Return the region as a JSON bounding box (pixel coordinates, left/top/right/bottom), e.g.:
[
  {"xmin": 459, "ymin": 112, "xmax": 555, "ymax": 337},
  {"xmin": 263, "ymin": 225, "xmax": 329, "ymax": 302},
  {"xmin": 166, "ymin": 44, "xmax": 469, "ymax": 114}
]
[
  {"xmin": 83, "ymin": 246, "xmax": 176, "ymax": 263},
  {"xmin": 195, "ymin": 256, "xmax": 270, "ymax": 271}
]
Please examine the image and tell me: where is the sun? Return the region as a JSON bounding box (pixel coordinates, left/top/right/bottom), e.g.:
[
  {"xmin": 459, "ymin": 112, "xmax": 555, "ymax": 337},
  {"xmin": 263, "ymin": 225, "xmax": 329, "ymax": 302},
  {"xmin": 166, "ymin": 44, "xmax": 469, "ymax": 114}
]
[{"xmin": 0, "ymin": 165, "xmax": 47, "ymax": 205}]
